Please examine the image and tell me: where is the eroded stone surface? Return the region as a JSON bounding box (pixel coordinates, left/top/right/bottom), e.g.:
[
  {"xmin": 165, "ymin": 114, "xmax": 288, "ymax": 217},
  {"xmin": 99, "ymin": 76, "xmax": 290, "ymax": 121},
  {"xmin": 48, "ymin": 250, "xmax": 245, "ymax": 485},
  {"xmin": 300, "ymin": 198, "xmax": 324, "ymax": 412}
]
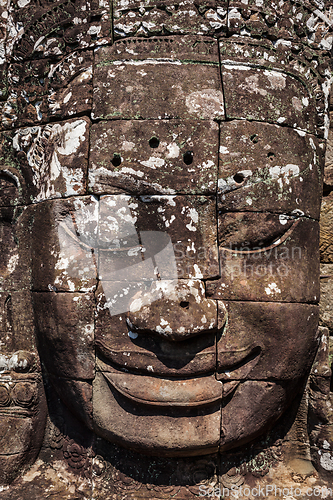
[
  {"xmin": 1, "ymin": 52, "xmax": 93, "ymax": 130},
  {"xmin": 320, "ymin": 191, "xmax": 333, "ymax": 262},
  {"xmin": 207, "ymin": 217, "xmax": 320, "ymax": 303},
  {"xmin": 92, "ymin": 369, "xmax": 222, "ymax": 457},
  {"xmin": 91, "ymin": 441, "xmax": 219, "ymax": 499},
  {"xmin": 0, "ymin": 0, "xmax": 332, "ymax": 493},
  {"xmin": 33, "ymin": 292, "xmax": 95, "ymax": 380},
  {"xmin": 98, "ymin": 194, "xmax": 219, "ymax": 281},
  {"xmin": 6, "ymin": 0, "xmax": 111, "ymax": 60},
  {"xmin": 89, "ymin": 119, "xmax": 218, "ymax": 195},
  {"xmin": 95, "ymin": 279, "xmax": 218, "ymax": 376},
  {"xmin": 0, "ymin": 354, "xmax": 47, "ymax": 485},
  {"xmin": 93, "ymin": 36, "xmax": 224, "ymax": 121},
  {"xmin": 31, "ymin": 197, "xmax": 98, "ymax": 292},
  {"xmin": 218, "ymin": 120, "xmax": 324, "ymax": 219},
  {"xmin": 0, "ymin": 118, "xmax": 90, "ymax": 202},
  {"xmin": 217, "ymin": 301, "xmax": 319, "ymax": 382},
  {"xmin": 0, "ymin": 1, "xmax": 7, "ymax": 102},
  {"xmin": 222, "ymin": 63, "xmax": 317, "ymax": 132},
  {"xmin": 227, "ymin": 0, "xmax": 333, "ymax": 48},
  {"xmin": 114, "ymin": 0, "xmax": 228, "ymax": 39}
]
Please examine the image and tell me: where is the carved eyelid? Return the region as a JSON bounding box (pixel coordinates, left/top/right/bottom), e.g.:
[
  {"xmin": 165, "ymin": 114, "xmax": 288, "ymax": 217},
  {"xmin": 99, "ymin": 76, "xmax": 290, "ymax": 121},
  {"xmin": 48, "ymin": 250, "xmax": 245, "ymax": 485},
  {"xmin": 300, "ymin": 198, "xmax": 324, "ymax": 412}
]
[
  {"xmin": 59, "ymin": 221, "xmax": 143, "ymax": 253},
  {"xmin": 220, "ymin": 219, "xmax": 300, "ymax": 255}
]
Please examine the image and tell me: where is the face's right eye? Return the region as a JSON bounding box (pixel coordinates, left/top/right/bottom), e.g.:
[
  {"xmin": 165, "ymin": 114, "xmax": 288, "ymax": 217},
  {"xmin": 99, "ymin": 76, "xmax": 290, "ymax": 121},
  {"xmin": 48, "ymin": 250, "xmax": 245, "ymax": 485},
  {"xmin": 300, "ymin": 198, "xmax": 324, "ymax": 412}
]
[{"xmin": 218, "ymin": 212, "xmax": 297, "ymax": 252}]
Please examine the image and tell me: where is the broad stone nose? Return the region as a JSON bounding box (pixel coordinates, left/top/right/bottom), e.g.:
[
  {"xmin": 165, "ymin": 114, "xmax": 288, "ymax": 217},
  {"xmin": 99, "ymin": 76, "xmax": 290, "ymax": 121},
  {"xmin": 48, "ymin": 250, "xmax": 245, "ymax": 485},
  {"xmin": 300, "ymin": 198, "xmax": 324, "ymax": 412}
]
[{"xmin": 126, "ymin": 279, "xmax": 221, "ymax": 341}]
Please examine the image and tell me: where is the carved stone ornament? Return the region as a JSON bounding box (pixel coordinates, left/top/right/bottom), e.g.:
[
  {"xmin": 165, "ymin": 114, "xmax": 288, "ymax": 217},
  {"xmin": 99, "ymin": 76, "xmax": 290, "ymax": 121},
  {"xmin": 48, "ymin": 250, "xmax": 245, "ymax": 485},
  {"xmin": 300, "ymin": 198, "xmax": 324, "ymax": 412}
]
[{"xmin": 0, "ymin": 0, "xmax": 333, "ymax": 497}]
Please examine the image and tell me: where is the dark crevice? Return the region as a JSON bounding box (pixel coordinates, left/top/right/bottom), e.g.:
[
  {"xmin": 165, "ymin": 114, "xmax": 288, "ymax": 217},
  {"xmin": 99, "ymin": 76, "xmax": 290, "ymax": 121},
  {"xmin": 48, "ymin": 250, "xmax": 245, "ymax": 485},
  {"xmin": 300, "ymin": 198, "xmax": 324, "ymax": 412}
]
[
  {"xmin": 111, "ymin": 153, "xmax": 122, "ymax": 167},
  {"xmin": 41, "ymin": 109, "xmax": 92, "ymax": 125},
  {"xmin": 183, "ymin": 151, "xmax": 193, "ymax": 165},
  {"xmin": 217, "ymin": 208, "xmax": 318, "ymax": 222},
  {"xmin": 323, "ymin": 182, "xmax": 333, "ymax": 197},
  {"xmin": 205, "ymin": 297, "xmax": 319, "ymax": 305},
  {"xmin": 220, "ymin": 115, "xmax": 320, "ymax": 138},
  {"xmin": 32, "ymin": 289, "xmax": 97, "ymax": 294},
  {"xmin": 218, "ymin": 37, "xmax": 227, "ymax": 122},
  {"xmin": 149, "ymin": 136, "xmax": 160, "ymax": 148}
]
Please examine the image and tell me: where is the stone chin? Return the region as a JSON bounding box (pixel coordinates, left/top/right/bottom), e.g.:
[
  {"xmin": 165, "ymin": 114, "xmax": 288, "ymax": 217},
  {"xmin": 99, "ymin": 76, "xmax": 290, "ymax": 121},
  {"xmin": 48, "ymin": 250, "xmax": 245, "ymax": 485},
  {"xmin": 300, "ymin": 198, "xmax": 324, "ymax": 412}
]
[
  {"xmin": 89, "ymin": 375, "xmax": 292, "ymax": 457},
  {"xmin": 92, "ymin": 369, "xmax": 222, "ymax": 457}
]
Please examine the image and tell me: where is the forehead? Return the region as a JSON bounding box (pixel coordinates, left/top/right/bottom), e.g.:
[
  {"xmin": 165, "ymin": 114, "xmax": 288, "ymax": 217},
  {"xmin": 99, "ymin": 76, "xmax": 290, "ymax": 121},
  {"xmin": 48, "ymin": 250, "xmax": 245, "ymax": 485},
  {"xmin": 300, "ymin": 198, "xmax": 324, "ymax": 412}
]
[
  {"xmin": 4, "ymin": 113, "xmax": 323, "ymax": 222},
  {"xmin": 0, "ymin": 30, "xmax": 324, "ymax": 208},
  {"xmin": 92, "ymin": 37, "xmax": 317, "ymax": 132},
  {"xmin": 1, "ymin": 38, "xmax": 323, "ymax": 213}
]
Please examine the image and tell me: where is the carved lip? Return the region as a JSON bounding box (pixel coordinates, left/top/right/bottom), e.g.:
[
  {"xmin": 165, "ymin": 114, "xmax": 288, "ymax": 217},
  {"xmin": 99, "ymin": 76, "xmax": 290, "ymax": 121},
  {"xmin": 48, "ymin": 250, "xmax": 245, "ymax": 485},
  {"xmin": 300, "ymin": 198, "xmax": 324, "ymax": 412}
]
[
  {"xmin": 96, "ymin": 340, "xmax": 216, "ymax": 376},
  {"xmin": 98, "ymin": 344, "xmax": 262, "ymax": 407},
  {"xmin": 217, "ymin": 345, "xmax": 262, "ymax": 381},
  {"xmin": 103, "ymin": 370, "xmax": 222, "ymax": 407},
  {"xmin": 96, "ymin": 340, "xmax": 261, "ymax": 379}
]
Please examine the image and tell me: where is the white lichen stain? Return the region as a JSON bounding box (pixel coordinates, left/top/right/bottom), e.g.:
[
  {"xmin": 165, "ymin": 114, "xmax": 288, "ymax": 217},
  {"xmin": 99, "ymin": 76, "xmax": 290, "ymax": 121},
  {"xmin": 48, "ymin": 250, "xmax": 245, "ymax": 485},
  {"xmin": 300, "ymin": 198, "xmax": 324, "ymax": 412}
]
[
  {"xmin": 120, "ymin": 166, "xmax": 144, "ymax": 177},
  {"xmin": 240, "ymin": 74, "xmax": 267, "ymax": 96},
  {"xmin": 156, "ymin": 324, "xmax": 172, "ymax": 335},
  {"xmin": 265, "ymin": 283, "xmax": 281, "ymax": 295},
  {"xmin": 185, "ymin": 89, "xmax": 224, "ymax": 118},
  {"xmin": 7, "ymin": 254, "xmax": 18, "ymax": 273},
  {"xmin": 139, "ymin": 157, "xmax": 165, "ymax": 169},
  {"xmin": 122, "ymin": 140, "xmax": 135, "ymax": 151},
  {"xmin": 292, "ymin": 96, "xmax": 303, "ymax": 111},
  {"xmin": 264, "ymin": 70, "xmax": 286, "ymax": 90},
  {"xmin": 319, "ymin": 450, "xmax": 333, "ymax": 471},
  {"xmin": 63, "ymin": 91, "xmax": 72, "ymax": 103},
  {"xmin": 166, "ymin": 142, "xmax": 180, "ymax": 158},
  {"xmin": 202, "ymin": 160, "xmax": 215, "ymax": 170},
  {"xmin": 279, "ymin": 214, "xmax": 289, "ymax": 225},
  {"xmin": 277, "ymin": 117, "xmax": 286, "ymax": 124},
  {"xmin": 269, "ymin": 164, "xmax": 300, "ymax": 187},
  {"xmin": 130, "ymin": 298, "xmax": 143, "ymax": 313},
  {"xmin": 193, "ymin": 264, "xmax": 203, "ymax": 278}
]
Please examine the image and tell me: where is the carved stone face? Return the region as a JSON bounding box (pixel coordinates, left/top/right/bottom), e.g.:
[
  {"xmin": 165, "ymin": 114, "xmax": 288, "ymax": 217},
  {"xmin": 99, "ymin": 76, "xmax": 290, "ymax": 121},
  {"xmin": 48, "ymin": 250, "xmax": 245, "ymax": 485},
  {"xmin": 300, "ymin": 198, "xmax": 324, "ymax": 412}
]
[{"xmin": 20, "ymin": 36, "xmax": 322, "ymax": 456}]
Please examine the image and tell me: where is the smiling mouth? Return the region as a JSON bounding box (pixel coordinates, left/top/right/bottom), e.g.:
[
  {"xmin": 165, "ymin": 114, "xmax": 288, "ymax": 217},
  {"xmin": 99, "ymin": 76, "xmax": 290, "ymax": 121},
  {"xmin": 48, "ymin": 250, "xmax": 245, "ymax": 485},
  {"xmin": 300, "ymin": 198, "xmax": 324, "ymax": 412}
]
[
  {"xmin": 96, "ymin": 344, "xmax": 261, "ymax": 407},
  {"xmin": 103, "ymin": 369, "xmax": 223, "ymax": 407}
]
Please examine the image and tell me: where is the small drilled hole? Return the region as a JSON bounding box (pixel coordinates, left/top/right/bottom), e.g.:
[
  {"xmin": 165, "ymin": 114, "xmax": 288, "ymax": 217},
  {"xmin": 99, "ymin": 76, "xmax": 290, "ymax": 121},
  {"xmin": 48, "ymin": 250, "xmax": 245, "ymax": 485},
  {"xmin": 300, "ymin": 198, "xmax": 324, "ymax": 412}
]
[
  {"xmin": 180, "ymin": 301, "xmax": 189, "ymax": 309},
  {"xmin": 267, "ymin": 152, "xmax": 275, "ymax": 160},
  {"xmin": 149, "ymin": 136, "xmax": 160, "ymax": 148},
  {"xmin": 233, "ymin": 173, "xmax": 245, "ymax": 184},
  {"xmin": 183, "ymin": 151, "xmax": 193, "ymax": 165},
  {"xmin": 111, "ymin": 154, "xmax": 121, "ymax": 167},
  {"xmin": 250, "ymin": 134, "xmax": 259, "ymax": 144}
]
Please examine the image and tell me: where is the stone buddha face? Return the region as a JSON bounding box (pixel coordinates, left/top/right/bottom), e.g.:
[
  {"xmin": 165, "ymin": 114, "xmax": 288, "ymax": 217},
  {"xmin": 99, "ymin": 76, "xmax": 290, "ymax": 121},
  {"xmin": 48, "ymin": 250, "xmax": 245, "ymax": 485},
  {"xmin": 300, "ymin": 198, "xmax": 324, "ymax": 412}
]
[{"xmin": 10, "ymin": 35, "xmax": 323, "ymax": 456}]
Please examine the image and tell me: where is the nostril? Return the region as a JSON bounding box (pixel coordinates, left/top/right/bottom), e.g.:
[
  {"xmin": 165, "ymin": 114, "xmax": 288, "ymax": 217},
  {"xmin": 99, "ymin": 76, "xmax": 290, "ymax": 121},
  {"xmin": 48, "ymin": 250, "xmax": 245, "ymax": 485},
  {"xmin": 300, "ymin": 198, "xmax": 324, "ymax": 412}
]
[{"xmin": 180, "ymin": 301, "xmax": 189, "ymax": 309}]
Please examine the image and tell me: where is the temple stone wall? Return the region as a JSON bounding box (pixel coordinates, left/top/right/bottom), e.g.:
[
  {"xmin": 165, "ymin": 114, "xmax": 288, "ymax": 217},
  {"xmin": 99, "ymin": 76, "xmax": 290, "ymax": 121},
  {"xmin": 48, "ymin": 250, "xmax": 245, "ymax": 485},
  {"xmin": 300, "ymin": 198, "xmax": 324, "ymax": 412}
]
[{"xmin": 1, "ymin": 0, "xmax": 333, "ymax": 498}]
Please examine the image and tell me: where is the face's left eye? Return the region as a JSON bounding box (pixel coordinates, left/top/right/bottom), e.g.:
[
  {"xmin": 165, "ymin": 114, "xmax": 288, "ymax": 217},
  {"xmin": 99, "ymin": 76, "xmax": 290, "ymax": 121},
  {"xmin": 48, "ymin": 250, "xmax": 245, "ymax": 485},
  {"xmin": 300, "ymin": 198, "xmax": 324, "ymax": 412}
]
[{"xmin": 218, "ymin": 212, "xmax": 297, "ymax": 252}]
